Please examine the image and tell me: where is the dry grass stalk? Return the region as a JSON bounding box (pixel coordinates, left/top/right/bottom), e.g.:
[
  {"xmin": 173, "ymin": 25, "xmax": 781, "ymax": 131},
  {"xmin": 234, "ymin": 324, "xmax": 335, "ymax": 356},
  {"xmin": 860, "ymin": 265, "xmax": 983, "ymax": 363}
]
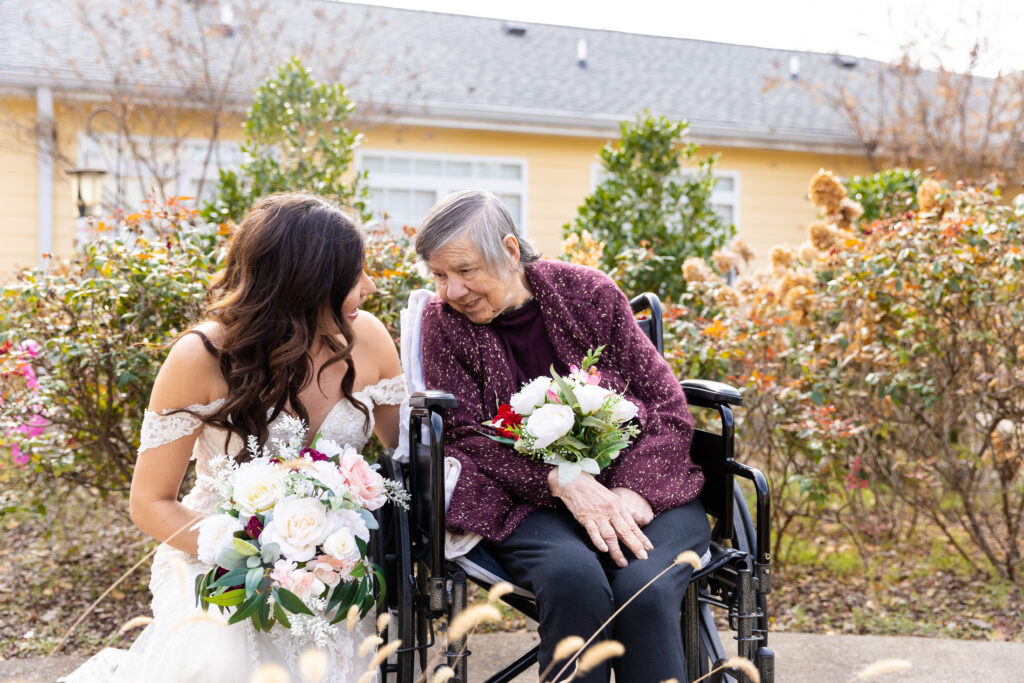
[
  {"xmin": 298, "ymin": 648, "xmax": 329, "ymax": 682},
  {"xmin": 376, "ymin": 612, "xmax": 391, "ymax": 634},
  {"xmin": 547, "ymin": 553, "xmax": 703, "ymax": 682},
  {"xmin": 691, "ymin": 656, "xmax": 760, "ymax": 683},
  {"xmin": 552, "ymin": 635, "xmax": 586, "ymax": 662},
  {"xmin": 431, "ymin": 666, "xmax": 456, "ymax": 683},
  {"xmin": 367, "ymin": 639, "xmax": 403, "ymax": 672},
  {"xmin": 171, "ymin": 611, "xmax": 228, "ymax": 632},
  {"xmin": 116, "ymin": 615, "xmax": 154, "ymax": 635},
  {"xmin": 346, "ymin": 604, "xmax": 360, "ymax": 632},
  {"xmin": 576, "ymin": 640, "xmax": 625, "ymax": 673},
  {"xmin": 487, "ymin": 581, "xmax": 514, "ymax": 603},
  {"xmin": 847, "ymin": 658, "xmax": 912, "ymax": 681},
  {"xmin": 447, "ymin": 603, "xmax": 502, "ymax": 642},
  {"xmin": 249, "ymin": 663, "xmax": 291, "ymax": 683},
  {"xmin": 358, "ymin": 634, "xmax": 384, "ymax": 657}
]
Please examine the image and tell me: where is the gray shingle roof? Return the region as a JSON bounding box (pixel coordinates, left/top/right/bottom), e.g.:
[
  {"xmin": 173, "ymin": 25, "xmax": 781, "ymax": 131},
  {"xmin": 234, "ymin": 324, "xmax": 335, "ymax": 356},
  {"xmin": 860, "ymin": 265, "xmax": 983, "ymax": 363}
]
[{"xmin": 0, "ymin": 0, "xmax": 879, "ymax": 148}]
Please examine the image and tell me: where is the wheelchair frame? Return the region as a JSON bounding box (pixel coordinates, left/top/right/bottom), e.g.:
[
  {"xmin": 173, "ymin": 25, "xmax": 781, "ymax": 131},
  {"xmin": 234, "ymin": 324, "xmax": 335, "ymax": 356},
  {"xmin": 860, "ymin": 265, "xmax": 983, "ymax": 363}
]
[{"xmin": 375, "ymin": 293, "xmax": 774, "ymax": 683}]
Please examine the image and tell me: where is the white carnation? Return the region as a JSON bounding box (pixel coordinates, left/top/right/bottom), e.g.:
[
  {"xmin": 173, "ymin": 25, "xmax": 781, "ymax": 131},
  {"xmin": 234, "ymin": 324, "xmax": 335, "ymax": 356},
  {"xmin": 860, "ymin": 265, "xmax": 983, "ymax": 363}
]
[
  {"xmin": 524, "ymin": 403, "xmax": 576, "ymax": 449},
  {"xmin": 510, "ymin": 376, "xmax": 554, "ymax": 416},
  {"xmin": 194, "ymin": 514, "xmax": 244, "ymax": 566}
]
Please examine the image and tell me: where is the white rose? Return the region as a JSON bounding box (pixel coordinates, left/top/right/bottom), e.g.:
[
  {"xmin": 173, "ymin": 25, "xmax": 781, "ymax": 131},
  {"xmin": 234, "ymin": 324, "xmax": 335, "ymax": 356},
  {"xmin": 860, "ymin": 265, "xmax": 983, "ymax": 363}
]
[
  {"xmin": 261, "ymin": 496, "xmax": 332, "ymax": 562},
  {"xmin": 194, "ymin": 514, "xmax": 244, "ymax": 566},
  {"xmin": 313, "ymin": 438, "xmax": 346, "ymax": 459},
  {"xmin": 330, "ymin": 507, "xmax": 370, "ymax": 542},
  {"xmin": 322, "ymin": 527, "xmax": 362, "ymax": 566},
  {"xmin": 307, "ymin": 460, "xmax": 347, "ymax": 496},
  {"xmin": 609, "ymin": 396, "xmax": 639, "ymax": 423},
  {"xmin": 232, "ymin": 460, "xmax": 286, "ymax": 516},
  {"xmin": 510, "ymin": 376, "xmax": 554, "ymax": 416},
  {"xmin": 573, "ymin": 384, "xmax": 612, "ymax": 415},
  {"xmin": 525, "ymin": 403, "xmax": 576, "ymax": 449}
]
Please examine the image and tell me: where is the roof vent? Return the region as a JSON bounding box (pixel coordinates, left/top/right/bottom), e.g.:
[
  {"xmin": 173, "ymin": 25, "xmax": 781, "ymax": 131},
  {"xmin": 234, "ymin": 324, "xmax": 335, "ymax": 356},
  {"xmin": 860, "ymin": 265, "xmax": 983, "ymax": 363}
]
[
  {"xmin": 832, "ymin": 54, "xmax": 858, "ymax": 69},
  {"xmin": 503, "ymin": 22, "xmax": 527, "ymax": 36},
  {"xmin": 577, "ymin": 38, "xmax": 588, "ymax": 68}
]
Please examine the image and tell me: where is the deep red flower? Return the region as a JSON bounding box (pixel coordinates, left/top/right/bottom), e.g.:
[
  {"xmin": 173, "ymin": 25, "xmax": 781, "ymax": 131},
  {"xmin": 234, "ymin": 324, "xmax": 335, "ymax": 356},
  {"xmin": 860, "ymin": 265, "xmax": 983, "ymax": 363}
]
[
  {"xmin": 299, "ymin": 447, "xmax": 329, "ymax": 462},
  {"xmin": 245, "ymin": 515, "xmax": 264, "ymax": 539},
  {"xmin": 493, "ymin": 403, "xmax": 522, "ymax": 439}
]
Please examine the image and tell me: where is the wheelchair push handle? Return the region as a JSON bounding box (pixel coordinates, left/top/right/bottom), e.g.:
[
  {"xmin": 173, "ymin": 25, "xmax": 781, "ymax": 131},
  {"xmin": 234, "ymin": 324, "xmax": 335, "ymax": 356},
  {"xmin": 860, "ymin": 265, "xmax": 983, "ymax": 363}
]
[
  {"xmin": 681, "ymin": 379, "xmax": 743, "ymax": 407},
  {"xmin": 409, "ymin": 390, "xmax": 458, "ymax": 410}
]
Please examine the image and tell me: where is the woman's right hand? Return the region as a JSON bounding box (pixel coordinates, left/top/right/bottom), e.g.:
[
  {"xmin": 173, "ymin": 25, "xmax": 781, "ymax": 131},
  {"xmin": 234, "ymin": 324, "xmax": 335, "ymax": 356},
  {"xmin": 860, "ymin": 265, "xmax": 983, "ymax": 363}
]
[{"xmin": 548, "ymin": 470, "xmax": 654, "ymax": 568}]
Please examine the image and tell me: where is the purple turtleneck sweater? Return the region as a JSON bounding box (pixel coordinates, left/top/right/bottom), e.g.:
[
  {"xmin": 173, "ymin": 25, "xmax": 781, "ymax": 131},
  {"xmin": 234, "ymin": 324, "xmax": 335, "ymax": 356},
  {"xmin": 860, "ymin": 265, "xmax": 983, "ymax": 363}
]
[
  {"xmin": 422, "ymin": 259, "xmax": 704, "ymax": 542},
  {"xmin": 488, "ymin": 298, "xmax": 565, "ymax": 386}
]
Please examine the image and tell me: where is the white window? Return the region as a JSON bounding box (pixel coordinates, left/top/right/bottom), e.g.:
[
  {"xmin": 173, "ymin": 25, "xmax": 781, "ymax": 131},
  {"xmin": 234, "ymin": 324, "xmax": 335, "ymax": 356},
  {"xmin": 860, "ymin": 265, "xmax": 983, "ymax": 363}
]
[
  {"xmin": 77, "ymin": 133, "xmax": 244, "ymax": 213},
  {"xmin": 590, "ymin": 164, "xmax": 740, "ymax": 231},
  {"xmin": 358, "ymin": 151, "xmax": 529, "ymax": 234}
]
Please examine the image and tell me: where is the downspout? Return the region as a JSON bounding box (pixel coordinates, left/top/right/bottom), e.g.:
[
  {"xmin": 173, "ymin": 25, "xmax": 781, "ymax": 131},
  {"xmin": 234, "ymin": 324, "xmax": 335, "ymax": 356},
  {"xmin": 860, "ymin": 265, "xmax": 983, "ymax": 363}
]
[{"xmin": 36, "ymin": 86, "xmax": 54, "ymax": 268}]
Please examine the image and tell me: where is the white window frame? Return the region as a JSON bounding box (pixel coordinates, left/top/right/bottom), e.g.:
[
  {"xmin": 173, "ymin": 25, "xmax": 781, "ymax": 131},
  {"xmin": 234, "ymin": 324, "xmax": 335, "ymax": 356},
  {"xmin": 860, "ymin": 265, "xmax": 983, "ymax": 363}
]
[
  {"xmin": 357, "ymin": 149, "xmax": 530, "ymax": 235},
  {"xmin": 589, "ymin": 163, "xmax": 741, "ymax": 233}
]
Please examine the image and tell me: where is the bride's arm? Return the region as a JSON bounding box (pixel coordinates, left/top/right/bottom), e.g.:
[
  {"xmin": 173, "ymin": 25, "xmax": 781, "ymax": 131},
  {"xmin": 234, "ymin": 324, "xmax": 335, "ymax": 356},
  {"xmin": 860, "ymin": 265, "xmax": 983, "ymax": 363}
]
[
  {"xmin": 129, "ymin": 332, "xmax": 224, "ymax": 555},
  {"xmin": 354, "ymin": 312, "xmax": 403, "ymax": 449}
]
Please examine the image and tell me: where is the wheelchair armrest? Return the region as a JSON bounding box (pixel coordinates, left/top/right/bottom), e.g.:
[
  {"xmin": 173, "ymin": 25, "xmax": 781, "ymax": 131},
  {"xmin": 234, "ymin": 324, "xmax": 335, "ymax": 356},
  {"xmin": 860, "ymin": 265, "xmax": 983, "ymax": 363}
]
[
  {"xmin": 681, "ymin": 379, "xmax": 743, "ymax": 407},
  {"xmin": 724, "ymin": 460, "xmax": 772, "ymax": 593},
  {"xmin": 409, "ymin": 390, "xmax": 458, "ymax": 410}
]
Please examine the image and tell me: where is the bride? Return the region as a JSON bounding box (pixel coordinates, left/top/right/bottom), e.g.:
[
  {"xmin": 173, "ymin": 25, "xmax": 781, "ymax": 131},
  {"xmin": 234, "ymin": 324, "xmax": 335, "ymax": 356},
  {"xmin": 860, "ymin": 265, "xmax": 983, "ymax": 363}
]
[{"xmin": 65, "ymin": 192, "xmax": 407, "ymax": 682}]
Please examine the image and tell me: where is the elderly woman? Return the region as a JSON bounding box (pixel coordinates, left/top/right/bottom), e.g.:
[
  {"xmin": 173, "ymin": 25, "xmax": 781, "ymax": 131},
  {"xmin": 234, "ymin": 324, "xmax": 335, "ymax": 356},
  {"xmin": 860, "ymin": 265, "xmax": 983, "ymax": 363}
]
[{"xmin": 417, "ymin": 190, "xmax": 710, "ymax": 682}]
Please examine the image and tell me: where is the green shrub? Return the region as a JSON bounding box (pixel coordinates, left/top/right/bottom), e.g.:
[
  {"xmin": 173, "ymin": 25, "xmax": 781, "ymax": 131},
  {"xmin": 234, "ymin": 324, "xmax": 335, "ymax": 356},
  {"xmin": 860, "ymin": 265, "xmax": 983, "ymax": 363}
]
[
  {"xmin": 563, "ymin": 111, "xmax": 734, "ymax": 301},
  {"xmin": 844, "ymin": 168, "xmax": 921, "ymax": 223}
]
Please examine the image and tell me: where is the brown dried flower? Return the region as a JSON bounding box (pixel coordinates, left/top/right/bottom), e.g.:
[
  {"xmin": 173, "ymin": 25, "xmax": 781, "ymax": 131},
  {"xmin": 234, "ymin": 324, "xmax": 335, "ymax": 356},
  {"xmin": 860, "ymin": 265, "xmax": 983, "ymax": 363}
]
[
  {"xmin": 918, "ymin": 178, "xmax": 943, "ymax": 213},
  {"xmin": 683, "ymin": 257, "xmax": 714, "ymax": 283},
  {"xmin": 731, "ymin": 238, "xmax": 756, "ymax": 264},
  {"xmin": 711, "ymin": 249, "xmax": 739, "ymax": 276},
  {"xmin": 809, "ymin": 222, "xmax": 838, "ymax": 250},
  {"xmin": 808, "ymin": 169, "xmax": 847, "ymax": 213},
  {"xmin": 770, "ymin": 246, "xmax": 795, "ymax": 272}
]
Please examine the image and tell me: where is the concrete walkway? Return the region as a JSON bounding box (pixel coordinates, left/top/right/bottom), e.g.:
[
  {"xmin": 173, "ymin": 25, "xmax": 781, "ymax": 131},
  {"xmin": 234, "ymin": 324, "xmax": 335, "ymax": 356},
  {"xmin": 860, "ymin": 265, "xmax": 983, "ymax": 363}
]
[{"xmin": 3, "ymin": 631, "xmax": 1023, "ymax": 681}]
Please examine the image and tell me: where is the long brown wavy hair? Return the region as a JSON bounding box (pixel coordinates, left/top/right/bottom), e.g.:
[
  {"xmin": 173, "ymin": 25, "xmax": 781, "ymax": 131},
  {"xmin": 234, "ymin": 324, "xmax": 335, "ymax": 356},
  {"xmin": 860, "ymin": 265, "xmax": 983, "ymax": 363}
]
[{"xmin": 198, "ymin": 192, "xmax": 369, "ymax": 456}]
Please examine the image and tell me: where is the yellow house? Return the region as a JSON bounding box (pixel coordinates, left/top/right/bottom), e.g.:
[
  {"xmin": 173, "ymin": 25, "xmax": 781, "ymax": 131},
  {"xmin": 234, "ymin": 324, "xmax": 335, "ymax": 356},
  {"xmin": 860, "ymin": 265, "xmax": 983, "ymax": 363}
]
[{"xmin": 0, "ymin": 0, "xmax": 874, "ymax": 275}]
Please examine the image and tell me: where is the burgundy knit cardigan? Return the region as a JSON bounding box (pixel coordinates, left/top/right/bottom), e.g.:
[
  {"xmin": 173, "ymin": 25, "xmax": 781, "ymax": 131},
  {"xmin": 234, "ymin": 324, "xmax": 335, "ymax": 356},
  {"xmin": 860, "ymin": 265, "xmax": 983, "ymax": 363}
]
[{"xmin": 421, "ymin": 259, "xmax": 704, "ymax": 542}]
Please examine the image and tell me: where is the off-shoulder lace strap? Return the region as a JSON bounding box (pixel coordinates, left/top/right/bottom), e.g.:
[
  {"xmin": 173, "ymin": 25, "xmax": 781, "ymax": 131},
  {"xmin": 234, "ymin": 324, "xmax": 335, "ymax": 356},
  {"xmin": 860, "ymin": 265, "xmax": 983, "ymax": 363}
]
[
  {"xmin": 138, "ymin": 399, "xmax": 225, "ymax": 453},
  {"xmin": 360, "ymin": 374, "xmax": 409, "ymax": 406}
]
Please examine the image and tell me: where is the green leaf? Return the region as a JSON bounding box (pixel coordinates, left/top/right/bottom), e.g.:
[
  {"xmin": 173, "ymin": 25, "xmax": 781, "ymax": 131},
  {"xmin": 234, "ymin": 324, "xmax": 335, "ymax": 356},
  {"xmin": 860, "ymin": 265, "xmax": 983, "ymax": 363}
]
[
  {"xmin": 233, "ymin": 538, "xmax": 260, "ymax": 556},
  {"xmin": 206, "ymin": 588, "xmax": 246, "ymax": 607},
  {"xmin": 273, "ymin": 600, "xmax": 292, "ymax": 629},
  {"xmin": 275, "ymin": 587, "xmax": 314, "ymax": 616},
  {"xmin": 227, "ymin": 593, "xmax": 262, "ymax": 625}
]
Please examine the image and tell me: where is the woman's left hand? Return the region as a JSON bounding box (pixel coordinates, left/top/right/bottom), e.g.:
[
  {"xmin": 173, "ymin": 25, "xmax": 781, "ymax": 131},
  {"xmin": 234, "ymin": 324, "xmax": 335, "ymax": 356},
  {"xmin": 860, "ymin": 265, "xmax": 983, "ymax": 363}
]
[{"xmin": 610, "ymin": 487, "xmax": 654, "ymax": 527}]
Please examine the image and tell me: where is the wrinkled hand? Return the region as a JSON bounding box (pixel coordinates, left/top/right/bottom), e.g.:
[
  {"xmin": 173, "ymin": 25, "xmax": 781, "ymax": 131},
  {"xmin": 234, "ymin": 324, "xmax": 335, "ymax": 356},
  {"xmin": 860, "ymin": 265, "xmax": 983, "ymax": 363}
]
[
  {"xmin": 610, "ymin": 487, "xmax": 654, "ymax": 527},
  {"xmin": 549, "ymin": 470, "xmax": 654, "ymax": 567}
]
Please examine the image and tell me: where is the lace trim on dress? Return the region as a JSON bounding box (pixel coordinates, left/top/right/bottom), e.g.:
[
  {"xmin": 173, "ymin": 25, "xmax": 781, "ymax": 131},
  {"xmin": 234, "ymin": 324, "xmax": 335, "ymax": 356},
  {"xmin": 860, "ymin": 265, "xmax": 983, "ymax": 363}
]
[
  {"xmin": 359, "ymin": 374, "xmax": 409, "ymax": 406},
  {"xmin": 138, "ymin": 399, "xmax": 226, "ymax": 454}
]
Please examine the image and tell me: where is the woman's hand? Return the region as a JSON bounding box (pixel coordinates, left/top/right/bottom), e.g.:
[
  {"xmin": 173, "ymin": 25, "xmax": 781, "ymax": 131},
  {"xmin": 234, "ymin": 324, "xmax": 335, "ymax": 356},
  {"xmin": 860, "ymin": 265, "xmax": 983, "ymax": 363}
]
[
  {"xmin": 610, "ymin": 487, "xmax": 655, "ymax": 527},
  {"xmin": 549, "ymin": 470, "xmax": 654, "ymax": 568}
]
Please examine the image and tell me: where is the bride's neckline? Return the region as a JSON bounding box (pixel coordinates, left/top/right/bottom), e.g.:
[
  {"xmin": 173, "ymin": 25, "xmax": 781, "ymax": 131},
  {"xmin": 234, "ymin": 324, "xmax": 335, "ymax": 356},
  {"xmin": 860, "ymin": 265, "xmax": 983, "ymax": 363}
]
[{"xmin": 176, "ymin": 375, "xmax": 402, "ymax": 444}]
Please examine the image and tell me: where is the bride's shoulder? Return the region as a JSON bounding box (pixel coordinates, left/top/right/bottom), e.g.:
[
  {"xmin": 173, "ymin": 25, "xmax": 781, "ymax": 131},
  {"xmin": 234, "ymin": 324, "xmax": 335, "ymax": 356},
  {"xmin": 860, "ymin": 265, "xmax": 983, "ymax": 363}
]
[
  {"xmin": 149, "ymin": 324, "xmax": 226, "ymax": 410},
  {"xmin": 350, "ymin": 311, "xmax": 401, "ymax": 376}
]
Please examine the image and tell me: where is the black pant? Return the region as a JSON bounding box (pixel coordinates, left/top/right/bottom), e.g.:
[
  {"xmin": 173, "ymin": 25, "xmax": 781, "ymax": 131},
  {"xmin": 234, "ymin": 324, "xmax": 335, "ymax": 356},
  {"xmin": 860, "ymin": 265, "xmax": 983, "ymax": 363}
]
[{"xmin": 485, "ymin": 500, "xmax": 711, "ymax": 683}]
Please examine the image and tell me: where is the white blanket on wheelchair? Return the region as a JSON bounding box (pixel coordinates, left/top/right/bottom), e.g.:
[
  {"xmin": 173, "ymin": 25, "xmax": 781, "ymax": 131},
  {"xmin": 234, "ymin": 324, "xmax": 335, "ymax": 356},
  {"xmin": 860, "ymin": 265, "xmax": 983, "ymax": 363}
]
[{"xmin": 393, "ymin": 289, "xmax": 483, "ymax": 560}]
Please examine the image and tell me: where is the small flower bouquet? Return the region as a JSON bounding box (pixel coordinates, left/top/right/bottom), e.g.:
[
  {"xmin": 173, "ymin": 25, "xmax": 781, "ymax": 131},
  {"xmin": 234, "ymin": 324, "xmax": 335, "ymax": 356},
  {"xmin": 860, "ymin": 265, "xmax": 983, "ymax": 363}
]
[
  {"xmin": 193, "ymin": 417, "xmax": 408, "ymax": 639},
  {"xmin": 484, "ymin": 346, "xmax": 640, "ymax": 485}
]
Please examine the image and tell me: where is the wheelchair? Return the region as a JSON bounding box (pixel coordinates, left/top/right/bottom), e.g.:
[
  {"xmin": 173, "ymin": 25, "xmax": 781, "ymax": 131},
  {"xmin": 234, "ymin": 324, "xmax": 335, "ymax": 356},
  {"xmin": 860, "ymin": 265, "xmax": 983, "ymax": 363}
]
[{"xmin": 374, "ymin": 293, "xmax": 775, "ymax": 683}]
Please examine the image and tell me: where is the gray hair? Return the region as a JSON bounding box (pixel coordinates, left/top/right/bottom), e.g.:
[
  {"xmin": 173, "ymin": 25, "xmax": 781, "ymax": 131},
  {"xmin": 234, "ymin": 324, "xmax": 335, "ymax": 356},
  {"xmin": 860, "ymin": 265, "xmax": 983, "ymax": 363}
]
[{"xmin": 415, "ymin": 190, "xmax": 539, "ymax": 275}]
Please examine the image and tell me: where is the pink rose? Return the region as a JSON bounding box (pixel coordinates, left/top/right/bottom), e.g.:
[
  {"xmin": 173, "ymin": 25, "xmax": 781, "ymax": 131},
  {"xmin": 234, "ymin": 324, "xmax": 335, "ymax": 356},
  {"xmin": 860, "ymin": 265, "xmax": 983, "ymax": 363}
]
[
  {"xmin": 271, "ymin": 560, "xmax": 326, "ymax": 603},
  {"xmin": 310, "ymin": 555, "xmax": 350, "ymax": 587},
  {"xmin": 340, "ymin": 449, "xmax": 387, "ymax": 510}
]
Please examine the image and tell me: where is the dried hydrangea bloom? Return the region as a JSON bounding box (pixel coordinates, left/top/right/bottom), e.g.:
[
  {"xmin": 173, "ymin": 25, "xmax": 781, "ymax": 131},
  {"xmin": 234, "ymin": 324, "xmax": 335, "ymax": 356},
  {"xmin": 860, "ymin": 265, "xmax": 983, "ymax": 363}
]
[
  {"xmin": 682, "ymin": 257, "xmax": 713, "ymax": 283},
  {"xmin": 561, "ymin": 230, "xmax": 605, "ymax": 269},
  {"xmin": 714, "ymin": 285, "xmax": 740, "ymax": 308},
  {"xmin": 731, "ymin": 238, "xmax": 756, "ymax": 264},
  {"xmin": 735, "ymin": 275, "xmax": 759, "ymax": 296},
  {"xmin": 778, "ymin": 268, "xmax": 816, "ymax": 300},
  {"xmin": 711, "ymin": 249, "xmax": 738, "ymax": 276},
  {"xmin": 770, "ymin": 245, "xmax": 795, "ymax": 272},
  {"xmin": 783, "ymin": 284, "xmax": 814, "ymax": 322},
  {"xmin": 808, "ymin": 169, "xmax": 847, "ymax": 213},
  {"xmin": 917, "ymin": 178, "xmax": 944, "ymax": 212},
  {"xmin": 809, "ymin": 221, "xmax": 838, "ymax": 250},
  {"xmin": 798, "ymin": 241, "xmax": 820, "ymax": 263}
]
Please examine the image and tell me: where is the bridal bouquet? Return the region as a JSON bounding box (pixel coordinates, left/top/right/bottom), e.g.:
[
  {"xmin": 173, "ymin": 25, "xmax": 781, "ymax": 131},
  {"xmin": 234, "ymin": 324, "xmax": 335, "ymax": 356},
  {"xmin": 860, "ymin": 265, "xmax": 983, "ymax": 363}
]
[
  {"xmin": 484, "ymin": 346, "xmax": 640, "ymax": 485},
  {"xmin": 193, "ymin": 416, "xmax": 407, "ymax": 639}
]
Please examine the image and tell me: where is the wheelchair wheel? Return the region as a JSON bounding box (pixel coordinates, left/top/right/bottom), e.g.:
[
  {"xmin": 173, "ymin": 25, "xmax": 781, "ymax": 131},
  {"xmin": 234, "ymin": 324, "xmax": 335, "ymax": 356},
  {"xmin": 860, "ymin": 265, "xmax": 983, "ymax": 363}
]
[{"xmin": 375, "ymin": 458, "xmax": 417, "ymax": 682}]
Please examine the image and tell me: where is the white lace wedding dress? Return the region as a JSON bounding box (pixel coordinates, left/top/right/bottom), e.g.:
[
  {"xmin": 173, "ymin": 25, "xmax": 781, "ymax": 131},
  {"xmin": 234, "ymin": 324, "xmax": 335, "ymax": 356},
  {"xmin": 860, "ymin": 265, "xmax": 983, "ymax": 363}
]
[{"xmin": 63, "ymin": 375, "xmax": 408, "ymax": 683}]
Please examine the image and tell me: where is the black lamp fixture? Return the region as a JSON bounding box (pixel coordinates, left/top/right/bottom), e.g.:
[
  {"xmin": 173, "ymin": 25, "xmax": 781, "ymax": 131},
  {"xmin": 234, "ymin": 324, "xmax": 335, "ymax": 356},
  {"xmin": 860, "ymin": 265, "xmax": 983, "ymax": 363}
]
[{"xmin": 66, "ymin": 166, "xmax": 108, "ymax": 218}]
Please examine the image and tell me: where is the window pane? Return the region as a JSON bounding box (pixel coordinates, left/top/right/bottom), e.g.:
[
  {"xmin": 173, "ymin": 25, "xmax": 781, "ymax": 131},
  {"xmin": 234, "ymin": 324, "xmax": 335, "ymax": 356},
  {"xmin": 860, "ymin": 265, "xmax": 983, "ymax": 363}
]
[
  {"xmin": 387, "ymin": 157, "xmax": 411, "ymax": 175},
  {"xmin": 445, "ymin": 161, "xmax": 472, "ymax": 177},
  {"xmin": 715, "ymin": 176, "xmax": 735, "ymax": 192},
  {"xmin": 474, "ymin": 162, "xmax": 495, "ymax": 179},
  {"xmin": 362, "ymin": 156, "xmax": 387, "ymax": 173},
  {"xmin": 413, "ymin": 159, "xmax": 443, "ymax": 176},
  {"xmin": 499, "ymin": 193, "xmax": 522, "ymax": 228},
  {"xmin": 500, "ymin": 163, "xmax": 522, "ymax": 180},
  {"xmin": 713, "ymin": 204, "xmax": 734, "ymax": 224},
  {"xmin": 413, "ymin": 190, "xmax": 437, "ymax": 216}
]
